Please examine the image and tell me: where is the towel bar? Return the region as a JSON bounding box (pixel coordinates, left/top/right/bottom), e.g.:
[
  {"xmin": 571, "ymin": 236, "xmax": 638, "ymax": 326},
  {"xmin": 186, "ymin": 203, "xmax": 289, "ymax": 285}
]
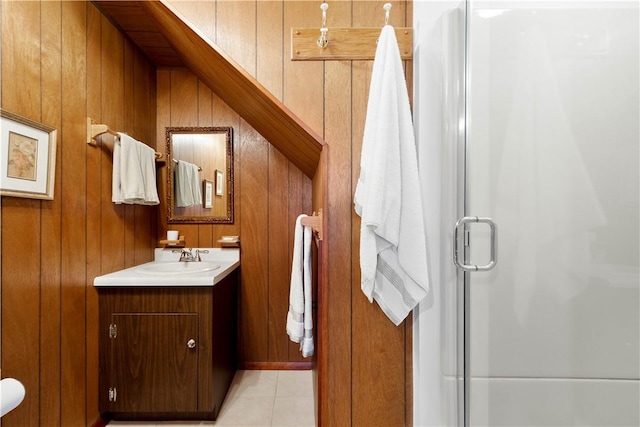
[
  {"xmin": 300, "ymin": 210, "xmax": 323, "ymax": 241},
  {"xmin": 172, "ymin": 158, "xmax": 202, "ymax": 171},
  {"xmin": 87, "ymin": 117, "xmax": 163, "ymax": 160}
]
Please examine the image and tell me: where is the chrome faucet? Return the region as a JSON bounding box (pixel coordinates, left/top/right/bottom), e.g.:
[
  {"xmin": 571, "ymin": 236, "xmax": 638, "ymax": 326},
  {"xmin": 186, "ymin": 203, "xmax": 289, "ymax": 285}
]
[
  {"xmin": 172, "ymin": 248, "xmax": 209, "ymax": 262},
  {"xmin": 194, "ymin": 249, "xmax": 208, "ymax": 261}
]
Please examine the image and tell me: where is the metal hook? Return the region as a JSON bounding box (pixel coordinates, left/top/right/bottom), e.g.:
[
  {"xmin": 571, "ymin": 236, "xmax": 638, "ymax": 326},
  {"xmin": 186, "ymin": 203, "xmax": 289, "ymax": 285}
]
[
  {"xmin": 317, "ymin": 3, "xmax": 329, "ymax": 49},
  {"xmin": 383, "ymin": 3, "xmax": 391, "ymax": 26}
]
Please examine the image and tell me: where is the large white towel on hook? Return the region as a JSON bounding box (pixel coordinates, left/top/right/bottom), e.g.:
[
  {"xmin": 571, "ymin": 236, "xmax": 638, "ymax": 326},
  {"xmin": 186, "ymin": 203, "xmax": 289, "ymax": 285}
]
[
  {"xmin": 354, "ymin": 25, "xmax": 430, "ymax": 326},
  {"xmin": 286, "ymin": 214, "xmax": 314, "ymax": 357},
  {"xmin": 112, "ymin": 133, "xmax": 160, "ymax": 205}
]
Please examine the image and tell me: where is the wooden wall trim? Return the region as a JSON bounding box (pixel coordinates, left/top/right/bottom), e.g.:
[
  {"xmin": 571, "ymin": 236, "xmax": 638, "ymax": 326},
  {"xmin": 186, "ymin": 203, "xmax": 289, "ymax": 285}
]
[{"xmin": 138, "ymin": 0, "xmax": 325, "ymax": 178}]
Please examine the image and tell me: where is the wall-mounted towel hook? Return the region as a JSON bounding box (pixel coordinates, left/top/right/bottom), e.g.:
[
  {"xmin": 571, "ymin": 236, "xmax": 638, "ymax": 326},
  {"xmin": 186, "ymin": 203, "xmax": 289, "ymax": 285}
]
[
  {"xmin": 383, "ymin": 3, "xmax": 392, "ymax": 26},
  {"xmin": 317, "ymin": 3, "xmax": 329, "ymax": 49}
]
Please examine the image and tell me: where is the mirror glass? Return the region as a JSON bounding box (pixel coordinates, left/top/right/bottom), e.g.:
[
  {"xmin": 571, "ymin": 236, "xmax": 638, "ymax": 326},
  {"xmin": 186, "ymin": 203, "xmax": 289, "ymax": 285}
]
[{"xmin": 166, "ymin": 127, "xmax": 234, "ymax": 223}]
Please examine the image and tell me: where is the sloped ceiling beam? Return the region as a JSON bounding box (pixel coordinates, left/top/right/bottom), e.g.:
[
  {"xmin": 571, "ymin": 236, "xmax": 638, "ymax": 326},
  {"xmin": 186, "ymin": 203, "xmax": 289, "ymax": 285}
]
[{"xmin": 138, "ymin": 0, "xmax": 325, "ymax": 178}]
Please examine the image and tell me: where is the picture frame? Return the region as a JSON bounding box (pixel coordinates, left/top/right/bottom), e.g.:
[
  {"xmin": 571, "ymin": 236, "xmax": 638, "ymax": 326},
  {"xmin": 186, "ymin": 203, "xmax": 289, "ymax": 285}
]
[
  {"xmin": 215, "ymin": 170, "xmax": 224, "ymax": 196},
  {"xmin": 203, "ymin": 179, "xmax": 214, "ymax": 209},
  {"xmin": 1, "ymin": 109, "xmax": 57, "ymax": 200}
]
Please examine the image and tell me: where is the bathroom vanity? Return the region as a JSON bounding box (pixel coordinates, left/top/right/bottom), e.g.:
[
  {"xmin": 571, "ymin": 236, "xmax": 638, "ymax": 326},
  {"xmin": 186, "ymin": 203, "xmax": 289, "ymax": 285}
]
[{"xmin": 94, "ymin": 248, "xmax": 239, "ymax": 421}]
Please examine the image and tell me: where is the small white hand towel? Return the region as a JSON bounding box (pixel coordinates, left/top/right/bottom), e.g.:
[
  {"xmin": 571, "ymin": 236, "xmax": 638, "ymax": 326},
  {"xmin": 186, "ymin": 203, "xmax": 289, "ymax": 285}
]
[
  {"xmin": 174, "ymin": 160, "xmax": 202, "ymax": 207},
  {"xmin": 286, "ymin": 214, "xmax": 306, "ymax": 343},
  {"xmin": 112, "ymin": 135, "xmax": 123, "ymax": 203},
  {"xmin": 137, "ymin": 141, "xmax": 160, "ymax": 205},
  {"xmin": 112, "ymin": 133, "xmax": 159, "ymax": 205},
  {"xmin": 354, "ymin": 25, "xmax": 430, "ymax": 325},
  {"xmin": 301, "ymin": 224, "xmax": 314, "ymax": 357},
  {"xmin": 287, "ymin": 214, "xmax": 314, "ymax": 357}
]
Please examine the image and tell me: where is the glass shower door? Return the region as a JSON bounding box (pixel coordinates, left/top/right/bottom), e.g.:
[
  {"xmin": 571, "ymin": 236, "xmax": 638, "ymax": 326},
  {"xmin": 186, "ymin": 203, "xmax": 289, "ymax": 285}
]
[{"xmin": 462, "ymin": 2, "xmax": 639, "ymax": 425}]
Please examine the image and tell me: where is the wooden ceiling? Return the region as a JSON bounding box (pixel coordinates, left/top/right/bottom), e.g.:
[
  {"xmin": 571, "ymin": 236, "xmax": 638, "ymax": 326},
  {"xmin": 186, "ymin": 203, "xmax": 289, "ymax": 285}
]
[
  {"xmin": 92, "ymin": 1, "xmax": 324, "ymax": 178},
  {"xmin": 93, "ymin": 1, "xmax": 185, "ymax": 67}
]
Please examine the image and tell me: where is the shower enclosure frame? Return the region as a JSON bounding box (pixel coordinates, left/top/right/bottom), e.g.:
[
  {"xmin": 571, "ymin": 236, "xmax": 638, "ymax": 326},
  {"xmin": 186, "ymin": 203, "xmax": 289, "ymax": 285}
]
[{"xmin": 413, "ymin": 1, "xmax": 639, "ymax": 426}]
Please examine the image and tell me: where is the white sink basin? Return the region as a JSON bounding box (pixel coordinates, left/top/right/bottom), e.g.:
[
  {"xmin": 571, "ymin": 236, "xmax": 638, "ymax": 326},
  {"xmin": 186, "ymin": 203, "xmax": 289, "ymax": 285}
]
[
  {"xmin": 93, "ymin": 248, "xmax": 239, "ymax": 287},
  {"xmin": 135, "ymin": 261, "xmax": 220, "ymax": 276}
]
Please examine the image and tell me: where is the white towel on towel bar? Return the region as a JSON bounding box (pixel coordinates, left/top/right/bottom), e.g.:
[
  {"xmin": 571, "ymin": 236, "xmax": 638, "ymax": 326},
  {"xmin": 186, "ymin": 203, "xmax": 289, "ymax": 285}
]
[
  {"xmin": 286, "ymin": 214, "xmax": 314, "ymax": 357},
  {"xmin": 354, "ymin": 25, "xmax": 430, "ymax": 326},
  {"xmin": 112, "ymin": 133, "xmax": 160, "ymax": 205},
  {"xmin": 174, "ymin": 160, "xmax": 202, "ymax": 207}
]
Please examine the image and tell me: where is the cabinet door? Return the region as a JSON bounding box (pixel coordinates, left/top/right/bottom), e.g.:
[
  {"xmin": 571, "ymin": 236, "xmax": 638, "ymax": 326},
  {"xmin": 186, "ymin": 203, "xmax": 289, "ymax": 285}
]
[{"xmin": 109, "ymin": 313, "xmax": 199, "ymax": 413}]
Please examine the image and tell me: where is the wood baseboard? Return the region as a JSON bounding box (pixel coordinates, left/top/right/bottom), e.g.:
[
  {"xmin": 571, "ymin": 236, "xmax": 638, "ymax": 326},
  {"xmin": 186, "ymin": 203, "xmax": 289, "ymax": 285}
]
[
  {"xmin": 90, "ymin": 417, "xmax": 109, "ymax": 427},
  {"xmin": 238, "ymin": 361, "xmax": 312, "ymax": 370}
]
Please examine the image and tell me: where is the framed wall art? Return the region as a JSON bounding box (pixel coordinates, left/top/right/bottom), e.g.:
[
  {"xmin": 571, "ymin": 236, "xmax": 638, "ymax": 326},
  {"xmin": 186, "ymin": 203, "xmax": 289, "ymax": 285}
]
[
  {"xmin": 215, "ymin": 170, "xmax": 224, "ymax": 196},
  {"xmin": 203, "ymin": 179, "xmax": 214, "ymax": 209},
  {"xmin": 1, "ymin": 109, "xmax": 57, "ymax": 200}
]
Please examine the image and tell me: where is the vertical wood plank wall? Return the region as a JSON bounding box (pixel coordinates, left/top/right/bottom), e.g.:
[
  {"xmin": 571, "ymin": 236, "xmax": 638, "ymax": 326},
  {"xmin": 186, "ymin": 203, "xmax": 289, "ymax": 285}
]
[
  {"xmin": 169, "ymin": 1, "xmax": 413, "ymax": 425},
  {"xmin": 1, "ymin": 0, "xmax": 413, "ymax": 425},
  {"xmin": 156, "ymin": 70, "xmax": 312, "ymax": 367},
  {"xmin": 1, "ymin": 2, "xmax": 157, "ymax": 426}
]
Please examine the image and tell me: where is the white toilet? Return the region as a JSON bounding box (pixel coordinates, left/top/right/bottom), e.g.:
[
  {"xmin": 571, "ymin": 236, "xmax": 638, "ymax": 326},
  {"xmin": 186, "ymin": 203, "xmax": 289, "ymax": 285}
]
[{"xmin": 0, "ymin": 378, "xmax": 25, "ymax": 417}]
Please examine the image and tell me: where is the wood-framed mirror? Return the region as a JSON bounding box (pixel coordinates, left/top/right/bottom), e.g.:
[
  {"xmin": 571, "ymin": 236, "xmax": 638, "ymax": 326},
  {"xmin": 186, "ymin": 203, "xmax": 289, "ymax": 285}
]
[{"xmin": 166, "ymin": 127, "xmax": 234, "ymax": 224}]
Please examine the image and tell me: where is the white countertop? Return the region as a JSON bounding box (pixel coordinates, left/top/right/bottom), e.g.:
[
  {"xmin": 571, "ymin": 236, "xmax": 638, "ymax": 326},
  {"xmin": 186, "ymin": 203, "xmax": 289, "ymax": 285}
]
[{"xmin": 93, "ymin": 248, "xmax": 240, "ymax": 287}]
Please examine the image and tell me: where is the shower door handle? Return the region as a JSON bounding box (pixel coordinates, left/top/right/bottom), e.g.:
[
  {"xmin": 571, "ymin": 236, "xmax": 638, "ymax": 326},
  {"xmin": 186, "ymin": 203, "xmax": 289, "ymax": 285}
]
[{"xmin": 453, "ymin": 216, "xmax": 497, "ymax": 272}]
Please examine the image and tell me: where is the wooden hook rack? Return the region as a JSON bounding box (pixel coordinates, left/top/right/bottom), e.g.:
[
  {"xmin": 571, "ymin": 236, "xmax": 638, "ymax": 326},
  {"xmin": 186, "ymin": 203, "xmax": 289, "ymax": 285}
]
[
  {"xmin": 300, "ymin": 210, "xmax": 323, "ymax": 241},
  {"xmin": 291, "ymin": 27, "xmax": 412, "ymax": 61}
]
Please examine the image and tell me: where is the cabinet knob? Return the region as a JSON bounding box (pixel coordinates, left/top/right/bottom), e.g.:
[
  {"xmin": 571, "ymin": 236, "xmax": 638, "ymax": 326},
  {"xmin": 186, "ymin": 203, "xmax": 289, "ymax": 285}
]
[{"xmin": 187, "ymin": 339, "xmax": 196, "ymax": 349}]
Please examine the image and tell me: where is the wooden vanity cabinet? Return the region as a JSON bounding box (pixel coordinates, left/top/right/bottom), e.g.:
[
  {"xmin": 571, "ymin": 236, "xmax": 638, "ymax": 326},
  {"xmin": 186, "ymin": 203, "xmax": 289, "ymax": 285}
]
[{"xmin": 98, "ymin": 269, "xmax": 238, "ymax": 421}]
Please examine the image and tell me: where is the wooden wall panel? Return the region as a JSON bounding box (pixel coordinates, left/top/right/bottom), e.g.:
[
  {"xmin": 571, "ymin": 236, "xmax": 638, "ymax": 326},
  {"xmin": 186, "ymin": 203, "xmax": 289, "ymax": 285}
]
[
  {"xmin": 216, "ymin": 1, "xmax": 256, "ymax": 76},
  {"xmin": 1, "ymin": 2, "xmax": 158, "ymax": 426},
  {"xmin": 157, "ymin": 69, "xmax": 312, "ymax": 367},
  {"xmin": 60, "ymin": 2, "xmax": 88, "ymax": 424},
  {"xmin": 100, "ymin": 13, "xmax": 125, "ymax": 277},
  {"xmin": 40, "ymin": 1, "xmax": 63, "ymax": 424},
  {"xmin": 325, "ymin": 59, "xmax": 354, "ymax": 426},
  {"xmin": 169, "ymin": 1, "xmax": 216, "ymax": 42},
  {"xmin": 283, "ymin": 1, "xmax": 324, "ymax": 137},
  {"xmin": 158, "ymin": 1, "xmax": 413, "ymax": 425},
  {"xmin": 1, "ymin": 3, "xmax": 43, "ymax": 426},
  {"xmin": 257, "ymin": 1, "xmax": 284, "ymax": 98},
  {"xmin": 1, "ymin": 200, "xmax": 41, "ymax": 427},
  {"xmin": 268, "ymin": 147, "xmax": 290, "ymax": 362},
  {"xmin": 86, "ymin": 4, "xmax": 104, "ymax": 425},
  {"xmin": 239, "ymin": 125, "xmax": 270, "ymax": 362}
]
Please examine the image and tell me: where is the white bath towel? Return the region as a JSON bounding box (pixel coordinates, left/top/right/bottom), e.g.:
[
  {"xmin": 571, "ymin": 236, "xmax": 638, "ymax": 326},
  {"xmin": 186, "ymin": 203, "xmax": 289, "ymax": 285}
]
[
  {"xmin": 354, "ymin": 25, "xmax": 430, "ymax": 326},
  {"xmin": 112, "ymin": 133, "xmax": 160, "ymax": 205},
  {"xmin": 174, "ymin": 160, "xmax": 202, "ymax": 207},
  {"xmin": 286, "ymin": 214, "xmax": 314, "ymax": 357}
]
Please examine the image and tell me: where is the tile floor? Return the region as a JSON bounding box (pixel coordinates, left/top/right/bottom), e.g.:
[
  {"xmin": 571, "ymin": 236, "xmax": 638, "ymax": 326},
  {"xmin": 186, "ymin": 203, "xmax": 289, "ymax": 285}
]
[{"xmin": 108, "ymin": 370, "xmax": 316, "ymax": 427}]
